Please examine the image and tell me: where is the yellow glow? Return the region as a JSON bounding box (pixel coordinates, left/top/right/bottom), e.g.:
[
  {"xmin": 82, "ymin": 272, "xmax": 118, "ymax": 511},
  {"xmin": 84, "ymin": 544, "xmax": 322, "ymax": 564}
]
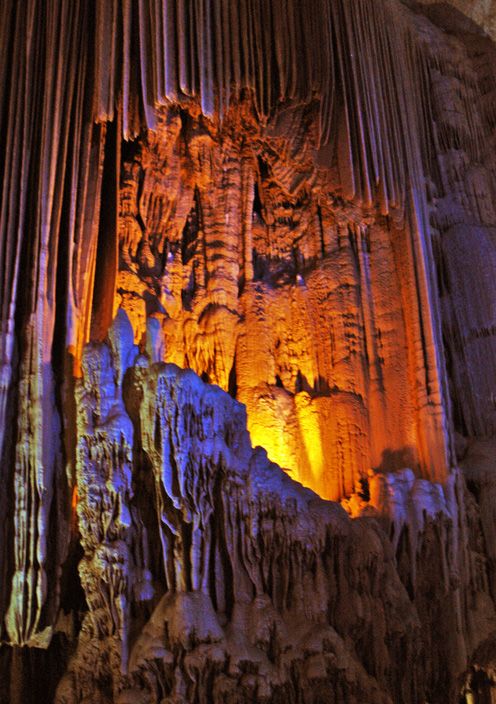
[
  {"xmin": 295, "ymin": 392, "xmax": 326, "ymax": 493},
  {"xmin": 245, "ymin": 391, "xmax": 298, "ymax": 481},
  {"xmin": 244, "ymin": 388, "xmax": 336, "ymax": 500}
]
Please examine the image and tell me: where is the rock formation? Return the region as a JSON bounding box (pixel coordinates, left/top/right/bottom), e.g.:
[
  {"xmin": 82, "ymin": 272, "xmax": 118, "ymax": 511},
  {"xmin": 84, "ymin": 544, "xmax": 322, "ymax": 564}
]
[
  {"xmin": 416, "ymin": 0, "xmax": 496, "ymax": 41},
  {"xmin": 0, "ymin": 0, "xmax": 495, "ymax": 702}
]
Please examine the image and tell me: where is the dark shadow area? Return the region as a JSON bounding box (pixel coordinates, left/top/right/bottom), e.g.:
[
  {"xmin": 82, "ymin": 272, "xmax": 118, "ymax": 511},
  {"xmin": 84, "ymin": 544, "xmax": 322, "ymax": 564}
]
[
  {"xmin": 0, "ymin": 635, "xmax": 74, "ymax": 704},
  {"xmin": 181, "ymin": 190, "xmax": 201, "ymax": 265},
  {"xmin": 91, "ymin": 118, "xmax": 119, "ymax": 342},
  {"xmin": 252, "ymin": 180, "xmax": 265, "ymax": 224},
  {"xmin": 376, "ymin": 446, "xmax": 417, "ymax": 473},
  {"xmin": 228, "ymin": 358, "xmax": 237, "ymax": 399}
]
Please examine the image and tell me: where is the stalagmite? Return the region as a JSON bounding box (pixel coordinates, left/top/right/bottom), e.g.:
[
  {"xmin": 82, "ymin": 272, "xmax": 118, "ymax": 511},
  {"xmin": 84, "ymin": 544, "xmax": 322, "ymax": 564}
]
[{"xmin": 0, "ymin": 0, "xmax": 495, "ymax": 702}]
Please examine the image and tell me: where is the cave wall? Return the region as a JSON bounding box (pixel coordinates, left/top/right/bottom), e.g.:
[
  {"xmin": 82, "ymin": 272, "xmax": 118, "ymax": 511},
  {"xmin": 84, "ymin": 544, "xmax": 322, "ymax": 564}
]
[
  {"xmin": 415, "ymin": 0, "xmax": 496, "ymax": 41},
  {"xmin": 0, "ymin": 0, "xmax": 495, "ymax": 702},
  {"xmin": 116, "ymin": 100, "xmax": 450, "ymax": 501},
  {"xmin": 52, "ymin": 317, "xmax": 495, "ymax": 704}
]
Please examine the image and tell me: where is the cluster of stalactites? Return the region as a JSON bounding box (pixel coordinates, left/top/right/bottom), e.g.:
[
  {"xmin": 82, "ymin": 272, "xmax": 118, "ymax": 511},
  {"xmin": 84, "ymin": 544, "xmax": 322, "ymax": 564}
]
[
  {"xmin": 0, "ymin": 0, "xmax": 442, "ymax": 376},
  {"xmin": 93, "ymin": 0, "xmax": 432, "ymax": 213}
]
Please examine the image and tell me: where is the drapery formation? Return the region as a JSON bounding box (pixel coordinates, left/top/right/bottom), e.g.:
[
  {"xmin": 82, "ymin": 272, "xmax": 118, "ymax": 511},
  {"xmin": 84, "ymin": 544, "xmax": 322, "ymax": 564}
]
[
  {"xmin": 0, "ymin": 0, "xmax": 458, "ymax": 649},
  {"xmin": 114, "ymin": 101, "xmax": 453, "ymax": 504},
  {"xmin": 0, "ymin": 6, "xmax": 495, "ymax": 703}
]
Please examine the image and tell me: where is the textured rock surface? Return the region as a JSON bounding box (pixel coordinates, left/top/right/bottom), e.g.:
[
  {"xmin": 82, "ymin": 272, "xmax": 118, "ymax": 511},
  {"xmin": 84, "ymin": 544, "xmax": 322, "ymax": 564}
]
[
  {"xmin": 0, "ymin": 0, "xmax": 495, "ymax": 702},
  {"xmin": 115, "ymin": 100, "xmax": 451, "ymax": 501},
  {"xmin": 414, "ymin": 0, "xmax": 496, "ymax": 41},
  {"xmin": 54, "ymin": 317, "xmax": 496, "ymax": 704}
]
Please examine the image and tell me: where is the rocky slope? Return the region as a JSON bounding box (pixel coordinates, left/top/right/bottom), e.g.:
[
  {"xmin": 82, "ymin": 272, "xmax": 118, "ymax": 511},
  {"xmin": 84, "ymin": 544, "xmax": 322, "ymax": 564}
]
[{"xmin": 56, "ymin": 313, "xmax": 496, "ymax": 703}]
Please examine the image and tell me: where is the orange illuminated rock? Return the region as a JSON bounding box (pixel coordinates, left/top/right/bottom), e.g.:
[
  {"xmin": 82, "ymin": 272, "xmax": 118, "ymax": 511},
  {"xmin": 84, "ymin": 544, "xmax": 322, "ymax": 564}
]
[{"xmin": 114, "ymin": 101, "xmax": 451, "ymax": 500}]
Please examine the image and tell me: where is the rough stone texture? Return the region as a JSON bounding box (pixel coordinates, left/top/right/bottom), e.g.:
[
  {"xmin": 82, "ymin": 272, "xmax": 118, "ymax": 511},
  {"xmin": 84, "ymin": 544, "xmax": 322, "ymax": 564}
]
[
  {"xmin": 413, "ymin": 0, "xmax": 496, "ymax": 41},
  {"xmin": 115, "ymin": 101, "xmax": 450, "ymax": 502},
  {"xmin": 0, "ymin": 0, "xmax": 495, "ymax": 703},
  {"xmin": 54, "ymin": 315, "xmax": 496, "ymax": 704}
]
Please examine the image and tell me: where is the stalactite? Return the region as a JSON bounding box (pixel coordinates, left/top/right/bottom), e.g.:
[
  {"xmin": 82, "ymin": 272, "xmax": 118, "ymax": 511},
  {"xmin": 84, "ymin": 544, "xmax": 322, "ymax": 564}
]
[{"xmin": 0, "ymin": 0, "xmax": 106, "ymax": 647}]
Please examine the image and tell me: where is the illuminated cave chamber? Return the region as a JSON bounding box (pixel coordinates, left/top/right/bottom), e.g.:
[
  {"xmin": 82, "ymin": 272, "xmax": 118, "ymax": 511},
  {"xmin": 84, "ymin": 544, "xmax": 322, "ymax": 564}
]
[
  {"xmin": 116, "ymin": 101, "xmax": 449, "ymax": 503},
  {"xmin": 1, "ymin": 0, "xmax": 496, "ymax": 703}
]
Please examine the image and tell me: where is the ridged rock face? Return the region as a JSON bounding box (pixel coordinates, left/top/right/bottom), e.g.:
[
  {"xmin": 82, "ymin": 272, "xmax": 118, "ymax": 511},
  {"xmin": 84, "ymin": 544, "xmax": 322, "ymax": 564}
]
[
  {"xmin": 53, "ymin": 315, "xmax": 494, "ymax": 704},
  {"xmin": 116, "ymin": 101, "xmax": 450, "ymax": 502},
  {"xmin": 0, "ymin": 0, "xmax": 496, "ymax": 703},
  {"xmin": 110, "ymin": 0, "xmax": 496, "ymax": 495}
]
